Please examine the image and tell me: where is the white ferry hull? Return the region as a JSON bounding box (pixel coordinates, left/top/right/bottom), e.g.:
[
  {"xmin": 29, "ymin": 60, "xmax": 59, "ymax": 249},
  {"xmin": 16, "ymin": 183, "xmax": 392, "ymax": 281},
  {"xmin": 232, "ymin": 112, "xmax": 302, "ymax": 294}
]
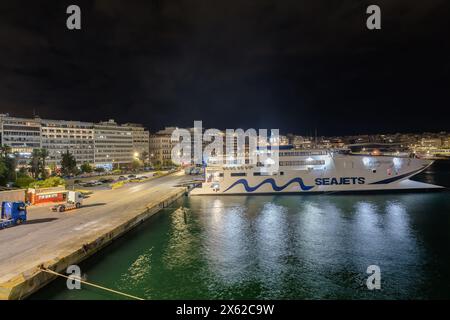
[{"xmin": 190, "ymin": 155, "xmax": 444, "ymax": 195}]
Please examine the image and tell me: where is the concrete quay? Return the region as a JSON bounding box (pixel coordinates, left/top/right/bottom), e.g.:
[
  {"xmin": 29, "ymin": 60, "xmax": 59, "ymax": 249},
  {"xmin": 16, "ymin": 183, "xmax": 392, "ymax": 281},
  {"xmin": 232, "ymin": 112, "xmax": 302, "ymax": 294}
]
[{"xmin": 0, "ymin": 171, "xmax": 188, "ymax": 300}]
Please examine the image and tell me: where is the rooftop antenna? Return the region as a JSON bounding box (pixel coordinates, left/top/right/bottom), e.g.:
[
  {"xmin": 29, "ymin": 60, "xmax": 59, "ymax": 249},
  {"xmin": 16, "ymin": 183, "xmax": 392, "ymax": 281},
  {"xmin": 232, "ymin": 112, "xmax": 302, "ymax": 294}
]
[
  {"xmin": 315, "ymin": 128, "xmax": 317, "ymax": 147},
  {"xmin": 32, "ymin": 107, "xmax": 40, "ymax": 119}
]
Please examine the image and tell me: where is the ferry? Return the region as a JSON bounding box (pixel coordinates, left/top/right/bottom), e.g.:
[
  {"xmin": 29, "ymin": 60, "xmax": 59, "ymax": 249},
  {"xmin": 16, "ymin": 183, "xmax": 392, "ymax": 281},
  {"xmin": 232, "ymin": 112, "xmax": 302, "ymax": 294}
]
[{"xmin": 190, "ymin": 147, "xmax": 444, "ymax": 195}]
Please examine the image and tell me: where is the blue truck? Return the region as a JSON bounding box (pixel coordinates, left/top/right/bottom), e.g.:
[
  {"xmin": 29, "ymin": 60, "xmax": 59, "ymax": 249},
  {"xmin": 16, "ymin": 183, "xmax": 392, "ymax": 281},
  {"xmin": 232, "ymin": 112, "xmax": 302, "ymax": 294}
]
[{"xmin": 0, "ymin": 202, "xmax": 27, "ymax": 229}]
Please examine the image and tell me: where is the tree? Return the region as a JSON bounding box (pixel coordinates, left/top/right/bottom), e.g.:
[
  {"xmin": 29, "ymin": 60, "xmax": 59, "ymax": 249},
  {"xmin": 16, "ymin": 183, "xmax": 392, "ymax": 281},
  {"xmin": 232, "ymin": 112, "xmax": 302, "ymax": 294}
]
[
  {"xmin": 18, "ymin": 166, "xmax": 27, "ymax": 175},
  {"xmin": 7, "ymin": 152, "xmax": 19, "ymax": 182},
  {"xmin": 0, "ymin": 145, "xmax": 11, "ymax": 158},
  {"xmin": 163, "ymin": 160, "xmax": 177, "ymax": 168},
  {"xmin": 0, "ymin": 156, "xmax": 8, "ymax": 186},
  {"xmin": 139, "ymin": 151, "xmax": 149, "ymax": 165},
  {"xmin": 39, "ymin": 148, "xmax": 49, "ymax": 178},
  {"xmin": 29, "ymin": 149, "xmax": 41, "ymax": 179},
  {"xmin": 29, "ymin": 176, "xmax": 66, "ymax": 188},
  {"xmin": 0, "ymin": 146, "xmax": 18, "ymax": 185},
  {"xmin": 60, "ymin": 150, "xmax": 78, "ymax": 176},
  {"xmin": 80, "ymin": 162, "xmax": 93, "ymax": 173},
  {"xmin": 132, "ymin": 159, "xmax": 143, "ymax": 170},
  {"xmin": 49, "ymin": 163, "xmax": 57, "ymax": 176},
  {"xmin": 94, "ymin": 167, "xmax": 105, "ymax": 173},
  {"xmin": 15, "ymin": 174, "xmax": 35, "ymax": 188}
]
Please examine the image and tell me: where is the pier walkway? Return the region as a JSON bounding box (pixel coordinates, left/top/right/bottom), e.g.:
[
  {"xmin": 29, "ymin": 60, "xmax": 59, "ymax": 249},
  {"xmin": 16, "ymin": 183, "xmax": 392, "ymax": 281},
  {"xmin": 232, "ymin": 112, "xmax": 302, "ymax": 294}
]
[{"xmin": 0, "ymin": 171, "xmax": 188, "ymax": 299}]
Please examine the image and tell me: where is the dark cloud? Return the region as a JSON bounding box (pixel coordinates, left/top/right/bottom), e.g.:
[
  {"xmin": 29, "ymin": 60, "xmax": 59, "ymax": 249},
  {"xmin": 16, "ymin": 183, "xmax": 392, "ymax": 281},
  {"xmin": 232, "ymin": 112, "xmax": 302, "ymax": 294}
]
[{"xmin": 0, "ymin": 0, "xmax": 449, "ymax": 135}]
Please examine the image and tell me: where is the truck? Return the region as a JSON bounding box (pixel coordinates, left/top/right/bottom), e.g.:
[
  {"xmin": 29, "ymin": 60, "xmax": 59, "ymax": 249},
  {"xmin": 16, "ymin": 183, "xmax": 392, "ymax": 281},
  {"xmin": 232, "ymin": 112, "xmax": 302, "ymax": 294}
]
[
  {"xmin": 0, "ymin": 201, "xmax": 27, "ymax": 229},
  {"xmin": 51, "ymin": 191, "xmax": 83, "ymax": 212}
]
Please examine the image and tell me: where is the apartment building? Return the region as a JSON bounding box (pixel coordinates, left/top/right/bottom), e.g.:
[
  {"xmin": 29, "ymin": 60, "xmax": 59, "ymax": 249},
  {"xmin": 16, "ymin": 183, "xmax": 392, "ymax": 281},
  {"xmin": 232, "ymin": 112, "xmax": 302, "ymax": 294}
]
[
  {"xmin": 0, "ymin": 115, "xmax": 149, "ymax": 170},
  {"xmin": 286, "ymin": 134, "xmax": 314, "ymax": 149},
  {"xmin": 420, "ymin": 137, "xmax": 443, "ymax": 148},
  {"xmin": 0, "ymin": 114, "xmax": 41, "ymax": 165},
  {"xmin": 122, "ymin": 123, "xmax": 150, "ymax": 159},
  {"xmin": 41, "ymin": 119, "xmax": 95, "ymax": 166},
  {"xmin": 443, "ymin": 135, "xmax": 450, "ymax": 148},
  {"xmin": 149, "ymin": 127, "xmax": 178, "ymax": 166},
  {"xmin": 94, "ymin": 120, "xmax": 134, "ymax": 170},
  {"xmin": 0, "ymin": 114, "xmax": 42, "ymax": 152}
]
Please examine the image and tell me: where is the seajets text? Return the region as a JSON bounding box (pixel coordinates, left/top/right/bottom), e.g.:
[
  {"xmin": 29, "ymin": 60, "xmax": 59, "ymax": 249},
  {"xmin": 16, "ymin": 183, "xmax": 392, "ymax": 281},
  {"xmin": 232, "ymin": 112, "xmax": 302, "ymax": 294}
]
[{"xmin": 315, "ymin": 177, "xmax": 366, "ymax": 185}]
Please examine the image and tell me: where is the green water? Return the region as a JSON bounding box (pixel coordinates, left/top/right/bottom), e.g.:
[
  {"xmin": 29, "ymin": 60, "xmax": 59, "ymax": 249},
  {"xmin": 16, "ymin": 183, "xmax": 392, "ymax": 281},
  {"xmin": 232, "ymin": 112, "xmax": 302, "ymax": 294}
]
[{"xmin": 32, "ymin": 161, "xmax": 450, "ymax": 299}]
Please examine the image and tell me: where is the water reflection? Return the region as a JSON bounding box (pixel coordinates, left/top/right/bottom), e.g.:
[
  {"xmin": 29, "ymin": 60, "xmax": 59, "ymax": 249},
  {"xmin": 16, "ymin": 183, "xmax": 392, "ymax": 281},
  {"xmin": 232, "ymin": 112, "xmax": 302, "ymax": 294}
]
[
  {"xmin": 202, "ymin": 199, "xmax": 251, "ymax": 284},
  {"xmin": 385, "ymin": 201, "xmax": 409, "ymax": 238},
  {"xmin": 162, "ymin": 207, "xmax": 197, "ymax": 269},
  {"xmin": 32, "ymin": 184, "xmax": 450, "ymax": 299},
  {"xmin": 188, "ymin": 194, "xmax": 436, "ymax": 299},
  {"xmin": 117, "ymin": 248, "xmax": 153, "ymax": 290}
]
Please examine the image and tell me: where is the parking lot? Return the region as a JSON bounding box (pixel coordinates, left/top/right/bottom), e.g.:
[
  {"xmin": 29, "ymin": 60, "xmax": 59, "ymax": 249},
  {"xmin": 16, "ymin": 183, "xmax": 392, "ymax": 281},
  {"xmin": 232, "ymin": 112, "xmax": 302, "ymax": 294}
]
[
  {"xmin": 67, "ymin": 171, "xmax": 165, "ymax": 189},
  {"xmin": 0, "ymin": 171, "xmax": 188, "ymax": 284}
]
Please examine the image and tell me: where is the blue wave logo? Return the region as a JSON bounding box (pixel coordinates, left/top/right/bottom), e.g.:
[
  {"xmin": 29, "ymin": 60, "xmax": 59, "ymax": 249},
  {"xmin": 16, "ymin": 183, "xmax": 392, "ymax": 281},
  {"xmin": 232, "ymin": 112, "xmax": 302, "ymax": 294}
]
[{"xmin": 224, "ymin": 177, "xmax": 314, "ymax": 193}]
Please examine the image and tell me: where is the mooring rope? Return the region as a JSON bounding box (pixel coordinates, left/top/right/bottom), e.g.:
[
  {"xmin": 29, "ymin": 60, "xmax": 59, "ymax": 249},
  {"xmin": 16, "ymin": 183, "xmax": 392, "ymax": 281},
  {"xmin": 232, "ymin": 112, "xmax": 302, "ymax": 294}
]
[{"xmin": 39, "ymin": 267, "xmax": 145, "ymax": 300}]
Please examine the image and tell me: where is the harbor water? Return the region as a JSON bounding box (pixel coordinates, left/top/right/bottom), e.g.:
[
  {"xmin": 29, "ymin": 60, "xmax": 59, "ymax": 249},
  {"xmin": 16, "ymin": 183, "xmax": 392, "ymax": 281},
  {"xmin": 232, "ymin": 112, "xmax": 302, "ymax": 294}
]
[{"xmin": 32, "ymin": 161, "xmax": 450, "ymax": 299}]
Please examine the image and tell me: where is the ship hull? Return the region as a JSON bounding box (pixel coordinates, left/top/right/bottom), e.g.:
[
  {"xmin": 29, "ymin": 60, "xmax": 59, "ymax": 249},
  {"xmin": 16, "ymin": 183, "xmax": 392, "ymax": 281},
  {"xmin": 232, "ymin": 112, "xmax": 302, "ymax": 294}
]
[{"xmin": 190, "ymin": 155, "xmax": 444, "ymax": 195}]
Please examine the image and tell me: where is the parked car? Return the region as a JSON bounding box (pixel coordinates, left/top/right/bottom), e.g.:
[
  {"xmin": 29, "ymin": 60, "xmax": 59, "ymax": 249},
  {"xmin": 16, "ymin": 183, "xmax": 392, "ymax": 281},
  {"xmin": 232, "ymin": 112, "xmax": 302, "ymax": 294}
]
[
  {"xmin": 128, "ymin": 174, "xmax": 137, "ymax": 179},
  {"xmin": 99, "ymin": 178, "xmax": 114, "ymax": 183},
  {"xmin": 81, "ymin": 182, "xmax": 95, "ymax": 187},
  {"xmin": 118, "ymin": 176, "xmax": 127, "ymax": 181}
]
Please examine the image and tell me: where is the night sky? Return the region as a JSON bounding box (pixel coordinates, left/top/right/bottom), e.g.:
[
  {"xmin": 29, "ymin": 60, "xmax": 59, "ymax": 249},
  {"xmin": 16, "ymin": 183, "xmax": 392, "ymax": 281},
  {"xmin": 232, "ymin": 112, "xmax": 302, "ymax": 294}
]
[{"xmin": 0, "ymin": 0, "xmax": 449, "ymax": 136}]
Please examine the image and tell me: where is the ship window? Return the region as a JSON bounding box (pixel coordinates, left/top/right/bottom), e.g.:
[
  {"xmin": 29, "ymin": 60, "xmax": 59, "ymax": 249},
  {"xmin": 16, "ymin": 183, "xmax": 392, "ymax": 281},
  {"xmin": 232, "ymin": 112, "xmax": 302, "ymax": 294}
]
[
  {"xmin": 280, "ymin": 160, "xmax": 325, "ymax": 166},
  {"xmin": 253, "ymin": 172, "xmax": 280, "ymax": 176},
  {"xmin": 372, "ymin": 169, "xmax": 377, "ymax": 173},
  {"xmin": 280, "ymin": 172, "xmax": 284, "ymax": 175},
  {"xmin": 231, "ymin": 172, "xmax": 246, "ymax": 177}
]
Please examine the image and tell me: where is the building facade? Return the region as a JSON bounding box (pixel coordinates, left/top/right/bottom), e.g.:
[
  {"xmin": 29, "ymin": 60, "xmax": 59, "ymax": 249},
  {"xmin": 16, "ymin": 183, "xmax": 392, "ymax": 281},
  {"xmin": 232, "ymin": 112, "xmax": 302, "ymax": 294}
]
[
  {"xmin": 122, "ymin": 123, "xmax": 150, "ymax": 160},
  {"xmin": 0, "ymin": 114, "xmax": 42, "ymax": 165},
  {"xmin": 93, "ymin": 120, "xmax": 134, "ymax": 170},
  {"xmin": 41, "ymin": 119, "xmax": 95, "ymax": 166},
  {"xmin": 0, "ymin": 114, "xmax": 149, "ymax": 170},
  {"xmin": 149, "ymin": 127, "xmax": 179, "ymax": 166}
]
